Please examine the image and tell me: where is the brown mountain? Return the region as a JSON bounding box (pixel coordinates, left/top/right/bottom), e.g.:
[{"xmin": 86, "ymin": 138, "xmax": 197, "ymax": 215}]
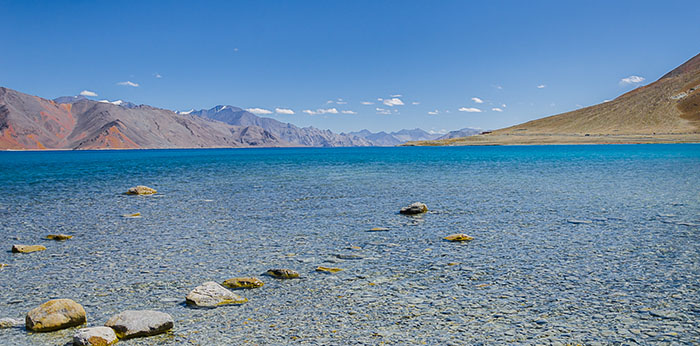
[
  {"xmin": 408, "ymin": 52, "xmax": 700, "ymax": 146},
  {"xmin": 0, "ymin": 87, "xmax": 307, "ymax": 149}
]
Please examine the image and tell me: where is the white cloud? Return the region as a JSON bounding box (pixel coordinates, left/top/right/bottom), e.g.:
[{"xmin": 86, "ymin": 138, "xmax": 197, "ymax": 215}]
[
  {"xmin": 502, "ymin": 104, "xmax": 507, "ymax": 108},
  {"xmin": 391, "ymin": 94, "xmax": 402, "ymax": 97},
  {"xmin": 494, "ymin": 85, "xmax": 503, "ymax": 90},
  {"xmin": 620, "ymin": 75, "xmax": 645, "ymax": 85},
  {"xmin": 471, "ymin": 97, "xmax": 484, "ymax": 104},
  {"xmin": 246, "ymin": 107, "xmax": 273, "ymax": 115},
  {"xmin": 537, "ymin": 84, "xmax": 546, "ymax": 89},
  {"xmin": 336, "ymin": 101, "xmax": 347, "ymax": 105},
  {"xmin": 412, "ymin": 101, "xmax": 420, "ymax": 105},
  {"xmin": 376, "ymin": 107, "xmax": 391, "ymax": 115},
  {"xmin": 154, "ymin": 73, "xmax": 162, "ymax": 78},
  {"xmin": 275, "ymin": 108, "xmax": 295, "ymax": 115},
  {"xmin": 302, "ymin": 108, "xmax": 339, "ymax": 115},
  {"xmin": 361, "ymin": 101, "xmax": 374, "ymax": 105},
  {"xmin": 117, "ymin": 81, "xmax": 139, "ymax": 87},
  {"xmin": 428, "ymin": 110, "xmax": 439, "ymax": 115},
  {"xmin": 79, "ymin": 90, "xmax": 98, "ymax": 97},
  {"xmin": 491, "ymin": 107, "xmax": 503, "ymax": 112},
  {"xmin": 382, "ymin": 97, "xmax": 404, "ymax": 107},
  {"xmin": 458, "ymin": 107, "xmax": 482, "ymax": 113},
  {"xmin": 341, "ymin": 110, "xmax": 357, "ymax": 114}
]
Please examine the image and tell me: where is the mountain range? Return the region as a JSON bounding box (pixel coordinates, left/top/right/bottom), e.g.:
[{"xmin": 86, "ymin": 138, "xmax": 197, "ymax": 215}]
[
  {"xmin": 409, "ymin": 52, "xmax": 700, "ymax": 146},
  {"xmin": 0, "ymin": 87, "xmax": 479, "ymax": 150}
]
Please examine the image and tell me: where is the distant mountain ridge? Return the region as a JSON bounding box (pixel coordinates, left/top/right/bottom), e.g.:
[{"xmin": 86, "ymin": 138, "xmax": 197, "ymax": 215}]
[{"xmin": 191, "ymin": 105, "xmax": 371, "ymax": 147}]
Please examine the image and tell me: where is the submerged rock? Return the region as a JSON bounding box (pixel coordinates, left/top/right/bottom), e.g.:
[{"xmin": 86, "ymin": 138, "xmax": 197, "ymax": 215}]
[
  {"xmin": 567, "ymin": 219, "xmax": 592, "ymax": 224},
  {"xmin": 46, "ymin": 234, "xmax": 72, "ymax": 241},
  {"xmin": 186, "ymin": 281, "xmax": 248, "ymax": 307},
  {"xmin": 122, "ymin": 212, "xmax": 141, "ymax": 218},
  {"xmin": 335, "ymin": 253, "xmax": 364, "ymax": 260},
  {"xmin": 105, "ymin": 310, "xmax": 173, "ymax": 339},
  {"xmin": 12, "ymin": 244, "xmax": 47, "ymax": 253},
  {"xmin": 316, "ymin": 266, "xmax": 343, "ymax": 273},
  {"xmin": 125, "ymin": 186, "xmax": 157, "ymax": 195},
  {"xmin": 444, "ymin": 234, "xmax": 474, "ymax": 242},
  {"xmin": 73, "ymin": 326, "xmax": 118, "ymax": 346},
  {"xmin": 265, "ymin": 269, "xmax": 300, "ymax": 279},
  {"xmin": 222, "ymin": 277, "xmax": 264, "ymax": 289},
  {"xmin": 26, "ymin": 299, "xmax": 86, "ymax": 332},
  {"xmin": 0, "ymin": 317, "xmax": 23, "ymax": 328},
  {"xmin": 400, "ymin": 202, "xmax": 428, "ymax": 215}
]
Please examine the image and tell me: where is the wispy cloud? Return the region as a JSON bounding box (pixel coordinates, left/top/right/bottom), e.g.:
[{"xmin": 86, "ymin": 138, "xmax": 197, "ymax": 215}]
[
  {"xmin": 458, "ymin": 107, "xmax": 482, "ymax": 113},
  {"xmin": 491, "ymin": 107, "xmax": 503, "ymax": 112},
  {"xmin": 620, "ymin": 75, "xmax": 645, "ymax": 85},
  {"xmin": 537, "ymin": 84, "xmax": 546, "ymax": 89},
  {"xmin": 411, "ymin": 101, "xmax": 420, "ymax": 105},
  {"xmin": 376, "ymin": 107, "xmax": 391, "ymax": 115},
  {"xmin": 428, "ymin": 110, "xmax": 439, "ymax": 115},
  {"xmin": 79, "ymin": 90, "xmax": 98, "ymax": 97},
  {"xmin": 117, "ymin": 81, "xmax": 139, "ymax": 87},
  {"xmin": 471, "ymin": 97, "xmax": 484, "ymax": 104},
  {"xmin": 303, "ymin": 108, "xmax": 339, "ymax": 115},
  {"xmin": 382, "ymin": 97, "xmax": 404, "ymax": 107},
  {"xmin": 361, "ymin": 101, "xmax": 374, "ymax": 105},
  {"xmin": 154, "ymin": 73, "xmax": 162, "ymax": 79},
  {"xmin": 341, "ymin": 110, "xmax": 357, "ymax": 114},
  {"xmin": 275, "ymin": 108, "xmax": 294, "ymax": 115},
  {"xmin": 246, "ymin": 107, "xmax": 273, "ymax": 115},
  {"xmin": 390, "ymin": 94, "xmax": 402, "ymax": 98}
]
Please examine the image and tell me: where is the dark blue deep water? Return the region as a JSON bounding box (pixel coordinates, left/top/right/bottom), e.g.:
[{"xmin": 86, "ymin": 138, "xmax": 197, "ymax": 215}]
[{"xmin": 1, "ymin": 145, "xmax": 699, "ymax": 345}]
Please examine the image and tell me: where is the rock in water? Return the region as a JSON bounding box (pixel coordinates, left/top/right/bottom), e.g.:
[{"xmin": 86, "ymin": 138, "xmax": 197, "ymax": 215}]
[
  {"xmin": 400, "ymin": 202, "xmax": 428, "ymax": 215},
  {"xmin": 105, "ymin": 310, "xmax": 173, "ymax": 339},
  {"xmin": 186, "ymin": 281, "xmax": 248, "ymax": 307},
  {"xmin": 316, "ymin": 266, "xmax": 343, "ymax": 273},
  {"xmin": 125, "ymin": 186, "xmax": 157, "ymax": 195},
  {"xmin": 367, "ymin": 227, "xmax": 390, "ymax": 232},
  {"xmin": 567, "ymin": 219, "xmax": 592, "ymax": 224},
  {"xmin": 26, "ymin": 299, "xmax": 86, "ymax": 332},
  {"xmin": 46, "ymin": 234, "xmax": 72, "ymax": 241},
  {"xmin": 0, "ymin": 317, "xmax": 23, "ymax": 328},
  {"xmin": 444, "ymin": 234, "xmax": 474, "ymax": 242},
  {"xmin": 12, "ymin": 244, "xmax": 47, "ymax": 253},
  {"xmin": 221, "ymin": 277, "xmax": 264, "ymax": 289},
  {"xmin": 73, "ymin": 326, "xmax": 118, "ymax": 346},
  {"xmin": 265, "ymin": 269, "xmax": 300, "ymax": 279}
]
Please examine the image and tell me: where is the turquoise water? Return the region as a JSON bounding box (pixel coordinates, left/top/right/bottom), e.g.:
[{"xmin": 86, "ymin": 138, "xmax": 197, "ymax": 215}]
[{"xmin": 1, "ymin": 145, "xmax": 699, "ymax": 345}]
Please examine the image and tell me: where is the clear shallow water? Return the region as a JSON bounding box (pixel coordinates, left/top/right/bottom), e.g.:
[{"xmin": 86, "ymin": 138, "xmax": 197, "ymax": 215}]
[{"xmin": 0, "ymin": 145, "xmax": 699, "ymax": 345}]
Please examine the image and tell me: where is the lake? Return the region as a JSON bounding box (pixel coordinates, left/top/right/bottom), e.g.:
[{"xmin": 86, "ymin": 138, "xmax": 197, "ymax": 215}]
[{"xmin": 1, "ymin": 145, "xmax": 699, "ymax": 345}]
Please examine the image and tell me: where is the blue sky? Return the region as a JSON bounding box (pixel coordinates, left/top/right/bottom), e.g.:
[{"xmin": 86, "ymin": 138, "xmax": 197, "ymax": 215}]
[{"xmin": 1, "ymin": 1, "xmax": 699, "ymax": 133}]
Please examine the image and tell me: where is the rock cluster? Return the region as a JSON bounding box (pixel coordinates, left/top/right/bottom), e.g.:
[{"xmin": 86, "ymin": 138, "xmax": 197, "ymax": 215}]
[
  {"xmin": 266, "ymin": 268, "xmax": 300, "ymax": 279},
  {"xmin": 222, "ymin": 277, "xmax": 264, "ymax": 289},
  {"xmin": 125, "ymin": 186, "xmax": 157, "ymax": 195},
  {"xmin": 26, "ymin": 299, "xmax": 86, "ymax": 332},
  {"xmin": 11, "ymin": 244, "xmax": 46, "ymax": 253},
  {"xmin": 186, "ymin": 281, "xmax": 248, "ymax": 307},
  {"xmin": 104, "ymin": 310, "xmax": 173, "ymax": 339},
  {"xmin": 400, "ymin": 202, "xmax": 428, "ymax": 215}
]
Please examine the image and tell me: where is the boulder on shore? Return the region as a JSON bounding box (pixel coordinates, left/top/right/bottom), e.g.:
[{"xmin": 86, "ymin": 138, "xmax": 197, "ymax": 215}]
[
  {"xmin": 125, "ymin": 186, "xmax": 157, "ymax": 195},
  {"xmin": 104, "ymin": 310, "xmax": 173, "ymax": 339},
  {"xmin": 222, "ymin": 277, "xmax": 264, "ymax": 289},
  {"xmin": 444, "ymin": 233, "xmax": 474, "ymax": 242},
  {"xmin": 26, "ymin": 299, "xmax": 86, "ymax": 332},
  {"xmin": 12, "ymin": 244, "xmax": 47, "ymax": 253},
  {"xmin": 73, "ymin": 326, "xmax": 118, "ymax": 346},
  {"xmin": 265, "ymin": 269, "xmax": 300, "ymax": 279},
  {"xmin": 316, "ymin": 266, "xmax": 343, "ymax": 273},
  {"xmin": 47, "ymin": 234, "xmax": 72, "ymax": 241},
  {"xmin": 400, "ymin": 202, "xmax": 428, "ymax": 215},
  {"xmin": 186, "ymin": 281, "xmax": 248, "ymax": 308}
]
